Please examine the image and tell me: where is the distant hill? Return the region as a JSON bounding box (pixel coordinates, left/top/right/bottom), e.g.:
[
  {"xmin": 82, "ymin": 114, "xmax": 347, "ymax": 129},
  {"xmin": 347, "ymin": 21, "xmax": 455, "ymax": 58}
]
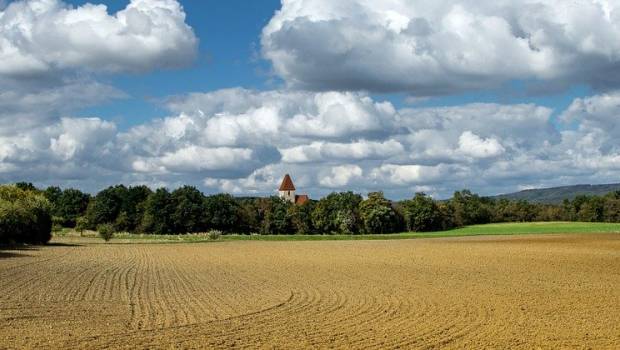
[{"xmin": 492, "ymin": 183, "xmax": 620, "ymax": 204}]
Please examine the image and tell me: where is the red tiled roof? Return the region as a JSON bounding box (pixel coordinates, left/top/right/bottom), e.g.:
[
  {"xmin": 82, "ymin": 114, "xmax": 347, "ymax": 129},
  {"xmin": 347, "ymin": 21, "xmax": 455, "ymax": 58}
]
[
  {"xmin": 295, "ymin": 195, "xmax": 309, "ymax": 205},
  {"xmin": 279, "ymin": 174, "xmax": 296, "ymax": 191}
]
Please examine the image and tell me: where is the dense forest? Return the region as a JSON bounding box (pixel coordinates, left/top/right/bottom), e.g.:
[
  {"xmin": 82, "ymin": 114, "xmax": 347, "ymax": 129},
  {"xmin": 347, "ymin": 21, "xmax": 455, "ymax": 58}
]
[{"xmin": 2, "ymin": 181, "xmax": 620, "ymax": 244}]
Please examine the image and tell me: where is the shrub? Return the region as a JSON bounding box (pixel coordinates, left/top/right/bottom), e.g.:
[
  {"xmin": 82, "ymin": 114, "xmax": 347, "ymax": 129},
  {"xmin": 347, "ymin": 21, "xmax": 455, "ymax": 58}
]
[
  {"xmin": 0, "ymin": 185, "xmax": 52, "ymax": 245},
  {"xmin": 75, "ymin": 216, "xmax": 88, "ymax": 237},
  {"xmin": 208, "ymin": 229, "xmax": 222, "ymax": 240},
  {"xmin": 52, "ymin": 216, "xmax": 64, "ymax": 233},
  {"xmin": 98, "ymin": 223, "xmax": 115, "ymax": 242}
]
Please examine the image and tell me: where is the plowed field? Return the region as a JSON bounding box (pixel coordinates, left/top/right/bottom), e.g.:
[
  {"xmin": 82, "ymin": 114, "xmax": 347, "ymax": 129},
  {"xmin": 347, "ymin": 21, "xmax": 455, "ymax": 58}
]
[{"xmin": 1, "ymin": 234, "xmax": 619, "ymax": 349}]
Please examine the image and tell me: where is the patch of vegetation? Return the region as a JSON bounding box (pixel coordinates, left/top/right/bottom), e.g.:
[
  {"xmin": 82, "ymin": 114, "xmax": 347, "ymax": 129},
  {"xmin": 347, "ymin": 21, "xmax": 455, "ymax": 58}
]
[
  {"xmin": 9, "ymin": 181, "xmax": 620, "ymax": 241},
  {"xmin": 0, "ymin": 185, "xmax": 52, "ymax": 245},
  {"xmin": 97, "ymin": 223, "xmax": 115, "ymax": 242}
]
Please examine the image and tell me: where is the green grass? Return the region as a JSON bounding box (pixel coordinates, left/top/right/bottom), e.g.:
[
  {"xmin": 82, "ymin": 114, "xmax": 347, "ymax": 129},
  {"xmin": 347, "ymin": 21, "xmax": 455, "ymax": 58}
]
[{"xmin": 53, "ymin": 222, "xmax": 620, "ymax": 244}]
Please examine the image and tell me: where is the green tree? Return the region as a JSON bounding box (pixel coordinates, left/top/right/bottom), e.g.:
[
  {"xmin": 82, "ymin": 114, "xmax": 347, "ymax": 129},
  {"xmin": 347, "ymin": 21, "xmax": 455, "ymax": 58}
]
[
  {"xmin": 44, "ymin": 186, "xmax": 62, "ymax": 207},
  {"xmin": 402, "ymin": 193, "xmax": 443, "ymax": 232},
  {"xmin": 75, "ymin": 216, "xmax": 88, "ymax": 237},
  {"xmin": 171, "ymin": 186, "xmax": 207, "ymax": 233},
  {"xmin": 311, "ymin": 192, "xmax": 363, "ymax": 234},
  {"xmin": 204, "ymin": 193, "xmax": 241, "ymax": 232},
  {"xmin": 450, "ymin": 190, "xmax": 492, "ymax": 226},
  {"xmin": 577, "ymin": 196, "xmax": 604, "ymax": 222},
  {"xmin": 0, "ymin": 185, "xmax": 52, "ymax": 245},
  {"xmin": 85, "ymin": 185, "xmax": 125, "ymax": 228},
  {"xmin": 140, "ymin": 188, "xmax": 174, "ymax": 234},
  {"xmin": 122, "ymin": 186, "xmax": 152, "ymax": 231},
  {"xmin": 259, "ymin": 197, "xmax": 292, "ymax": 235},
  {"xmin": 55, "ymin": 189, "xmax": 90, "ymax": 227},
  {"xmin": 359, "ymin": 192, "xmax": 397, "ymax": 234},
  {"xmin": 15, "ymin": 182, "xmax": 38, "ymax": 192},
  {"xmin": 288, "ymin": 201, "xmax": 315, "ymax": 234},
  {"xmin": 603, "ymin": 194, "xmax": 620, "ymax": 223},
  {"xmin": 98, "ymin": 223, "xmax": 115, "ymax": 242}
]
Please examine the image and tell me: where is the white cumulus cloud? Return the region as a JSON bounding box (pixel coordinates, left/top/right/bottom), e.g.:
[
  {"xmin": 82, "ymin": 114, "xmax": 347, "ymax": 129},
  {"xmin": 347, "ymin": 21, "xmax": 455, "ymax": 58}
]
[
  {"xmin": 262, "ymin": 0, "xmax": 620, "ymax": 94},
  {"xmin": 0, "ymin": 0, "xmax": 197, "ymax": 77}
]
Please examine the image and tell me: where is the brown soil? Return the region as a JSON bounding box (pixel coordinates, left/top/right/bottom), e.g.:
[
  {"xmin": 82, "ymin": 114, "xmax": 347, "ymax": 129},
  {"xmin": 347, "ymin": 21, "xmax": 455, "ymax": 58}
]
[{"xmin": 1, "ymin": 234, "xmax": 619, "ymax": 349}]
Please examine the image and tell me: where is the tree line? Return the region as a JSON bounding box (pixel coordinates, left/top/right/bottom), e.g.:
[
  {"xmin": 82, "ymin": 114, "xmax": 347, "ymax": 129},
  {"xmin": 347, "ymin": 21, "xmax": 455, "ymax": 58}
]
[{"xmin": 2, "ymin": 182, "xmax": 620, "ymax": 245}]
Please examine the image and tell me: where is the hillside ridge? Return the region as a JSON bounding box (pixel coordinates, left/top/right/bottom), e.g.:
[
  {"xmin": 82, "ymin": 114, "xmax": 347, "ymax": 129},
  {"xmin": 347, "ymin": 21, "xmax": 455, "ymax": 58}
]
[{"xmin": 492, "ymin": 183, "xmax": 620, "ymax": 204}]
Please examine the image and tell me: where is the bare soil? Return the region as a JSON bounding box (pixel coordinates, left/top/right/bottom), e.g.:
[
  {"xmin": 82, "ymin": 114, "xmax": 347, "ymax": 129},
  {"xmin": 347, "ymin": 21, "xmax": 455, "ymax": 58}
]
[{"xmin": 1, "ymin": 234, "xmax": 619, "ymax": 349}]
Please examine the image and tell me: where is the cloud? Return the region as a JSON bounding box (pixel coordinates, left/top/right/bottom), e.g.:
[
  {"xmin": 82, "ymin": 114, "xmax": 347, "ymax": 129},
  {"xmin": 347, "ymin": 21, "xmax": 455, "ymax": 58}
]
[
  {"xmin": 457, "ymin": 131, "xmax": 505, "ymax": 159},
  {"xmin": 262, "ymin": 0, "xmax": 620, "ymax": 94},
  {"xmin": 1, "ymin": 86, "xmax": 620, "ymax": 198},
  {"xmin": 0, "ymin": 0, "xmax": 197, "ymax": 77},
  {"xmin": 0, "ymin": 78, "xmax": 124, "ymax": 134},
  {"xmin": 281, "ymin": 140, "xmax": 404, "ymax": 163},
  {"xmin": 319, "ymin": 165, "xmax": 363, "ymax": 188}
]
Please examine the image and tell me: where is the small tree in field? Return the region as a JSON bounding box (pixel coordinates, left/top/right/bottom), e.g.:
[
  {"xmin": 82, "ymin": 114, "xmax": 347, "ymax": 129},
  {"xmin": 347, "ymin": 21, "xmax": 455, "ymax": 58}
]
[
  {"xmin": 97, "ymin": 223, "xmax": 115, "ymax": 242},
  {"xmin": 75, "ymin": 216, "xmax": 88, "ymax": 237}
]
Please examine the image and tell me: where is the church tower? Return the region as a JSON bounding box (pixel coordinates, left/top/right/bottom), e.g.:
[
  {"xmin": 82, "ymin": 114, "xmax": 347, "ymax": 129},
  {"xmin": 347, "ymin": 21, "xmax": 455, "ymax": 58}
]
[{"xmin": 278, "ymin": 174, "xmax": 296, "ymax": 203}]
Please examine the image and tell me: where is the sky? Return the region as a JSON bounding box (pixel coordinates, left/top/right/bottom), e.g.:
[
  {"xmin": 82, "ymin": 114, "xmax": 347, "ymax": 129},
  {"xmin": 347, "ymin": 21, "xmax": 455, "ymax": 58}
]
[{"xmin": 1, "ymin": 0, "xmax": 620, "ymax": 199}]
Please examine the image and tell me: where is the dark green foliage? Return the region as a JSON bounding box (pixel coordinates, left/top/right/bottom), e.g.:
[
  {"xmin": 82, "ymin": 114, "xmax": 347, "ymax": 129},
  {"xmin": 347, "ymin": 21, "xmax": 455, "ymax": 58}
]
[
  {"xmin": 171, "ymin": 186, "xmax": 207, "ymax": 233},
  {"xmin": 140, "ymin": 188, "xmax": 174, "ymax": 234},
  {"xmin": 52, "ymin": 216, "xmax": 64, "ymax": 233},
  {"xmin": 312, "ymin": 192, "xmax": 363, "ymax": 234},
  {"xmin": 208, "ymin": 229, "xmax": 222, "ymax": 240},
  {"xmin": 75, "ymin": 216, "xmax": 88, "ymax": 236},
  {"xmin": 97, "ymin": 223, "xmax": 115, "ymax": 242},
  {"xmin": 122, "ymin": 186, "xmax": 152, "ymax": 231},
  {"xmin": 450, "ymin": 190, "xmax": 492, "ymax": 226},
  {"xmin": 85, "ymin": 185, "xmax": 151, "ymax": 232},
  {"xmin": 15, "ymin": 182, "xmax": 38, "ymax": 192},
  {"xmin": 258, "ymin": 197, "xmax": 292, "ymax": 235},
  {"xmin": 492, "ymin": 199, "xmax": 536, "ymax": 223},
  {"xmin": 359, "ymin": 192, "xmax": 398, "ymax": 234},
  {"xmin": 86, "ymin": 185, "xmax": 125, "ymax": 228},
  {"xmin": 402, "ymin": 193, "xmax": 444, "ymax": 232},
  {"xmin": 51, "ymin": 188, "xmax": 90, "ymax": 227},
  {"xmin": 235, "ymin": 199, "xmax": 261, "ymax": 233},
  {"xmin": 577, "ymin": 196, "xmax": 604, "ymax": 222},
  {"xmin": 288, "ymin": 201, "xmax": 315, "ymax": 234},
  {"xmin": 44, "ymin": 186, "xmax": 62, "ymax": 205},
  {"xmin": 5, "ymin": 180, "xmax": 620, "ymax": 239},
  {"xmin": 204, "ymin": 193, "xmax": 240, "ymax": 232},
  {"xmin": 0, "ymin": 185, "xmax": 52, "ymax": 245}
]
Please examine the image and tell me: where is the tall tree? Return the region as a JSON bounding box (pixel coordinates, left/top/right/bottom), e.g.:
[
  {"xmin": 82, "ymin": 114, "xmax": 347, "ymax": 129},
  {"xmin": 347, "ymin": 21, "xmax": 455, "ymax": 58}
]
[
  {"xmin": 204, "ymin": 193, "xmax": 241, "ymax": 232},
  {"xmin": 171, "ymin": 186, "xmax": 206, "ymax": 233},
  {"xmin": 359, "ymin": 192, "xmax": 398, "ymax": 234},
  {"xmin": 402, "ymin": 193, "xmax": 443, "ymax": 232},
  {"xmin": 140, "ymin": 188, "xmax": 174, "ymax": 234}
]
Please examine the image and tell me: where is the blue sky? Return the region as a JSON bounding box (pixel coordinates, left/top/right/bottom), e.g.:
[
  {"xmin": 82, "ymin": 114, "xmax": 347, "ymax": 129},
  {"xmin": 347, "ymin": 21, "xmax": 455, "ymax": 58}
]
[
  {"xmin": 68, "ymin": 0, "xmax": 282, "ymax": 128},
  {"xmin": 1, "ymin": 0, "xmax": 619, "ymax": 198},
  {"xmin": 63, "ymin": 0, "xmax": 590, "ymax": 130}
]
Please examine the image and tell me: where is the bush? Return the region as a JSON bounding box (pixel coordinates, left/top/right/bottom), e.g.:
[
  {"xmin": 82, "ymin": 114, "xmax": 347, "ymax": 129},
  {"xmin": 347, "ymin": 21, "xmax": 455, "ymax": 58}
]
[
  {"xmin": 208, "ymin": 229, "xmax": 222, "ymax": 240},
  {"xmin": 98, "ymin": 223, "xmax": 115, "ymax": 242},
  {"xmin": 52, "ymin": 216, "xmax": 64, "ymax": 233},
  {"xmin": 75, "ymin": 216, "xmax": 88, "ymax": 236},
  {"xmin": 0, "ymin": 185, "xmax": 52, "ymax": 245}
]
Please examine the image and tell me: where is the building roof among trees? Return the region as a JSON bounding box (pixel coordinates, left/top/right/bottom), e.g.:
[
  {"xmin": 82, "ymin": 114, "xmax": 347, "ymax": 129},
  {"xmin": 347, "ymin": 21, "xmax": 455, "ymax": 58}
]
[
  {"xmin": 295, "ymin": 195, "xmax": 309, "ymax": 205},
  {"xmin": 279, "ymin": 174, "xmax": 296, "ymax": 191}
]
